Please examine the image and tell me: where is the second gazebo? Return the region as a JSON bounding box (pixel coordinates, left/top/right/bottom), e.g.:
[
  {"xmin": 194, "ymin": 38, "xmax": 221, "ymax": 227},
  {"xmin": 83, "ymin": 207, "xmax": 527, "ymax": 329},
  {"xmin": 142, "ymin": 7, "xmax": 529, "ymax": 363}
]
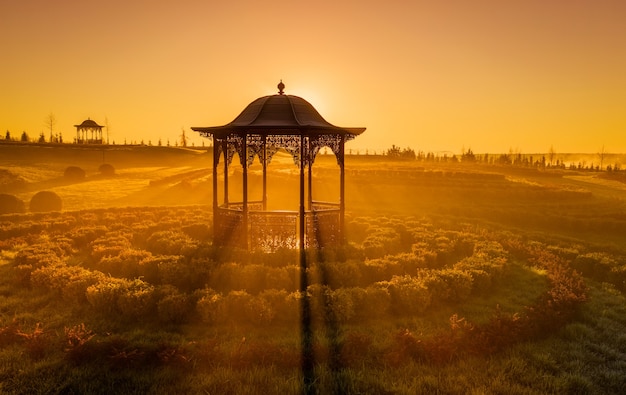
[{"xmin": 192, "ymin": 81, "xmax": 365, "ymax": 250}]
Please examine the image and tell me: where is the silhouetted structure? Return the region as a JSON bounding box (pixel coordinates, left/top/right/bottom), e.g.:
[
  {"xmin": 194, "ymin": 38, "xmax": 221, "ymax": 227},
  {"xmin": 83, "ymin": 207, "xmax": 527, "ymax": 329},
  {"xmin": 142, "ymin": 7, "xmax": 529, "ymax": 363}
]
[
  {"xmin": 74, "ymin": 118, "xmax": 104, "ymax": 144},
  {"xmin": 192, "ymin": 81, "xmax": 365, "ymax": 250}
]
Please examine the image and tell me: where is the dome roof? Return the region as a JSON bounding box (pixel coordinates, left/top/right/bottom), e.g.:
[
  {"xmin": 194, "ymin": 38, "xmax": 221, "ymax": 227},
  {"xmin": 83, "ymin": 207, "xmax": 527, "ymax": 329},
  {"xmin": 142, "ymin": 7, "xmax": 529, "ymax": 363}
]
[
  {"xmin": 74, "ymin": 119, "xmax": 103, "ymax": 128},
  {"xmin": 230, "ymin": 94, "xmax": 340, "ymax": 128},
  {"xmin": 192, "ymin": 83, "xmax": 365, "ymax": 137}
]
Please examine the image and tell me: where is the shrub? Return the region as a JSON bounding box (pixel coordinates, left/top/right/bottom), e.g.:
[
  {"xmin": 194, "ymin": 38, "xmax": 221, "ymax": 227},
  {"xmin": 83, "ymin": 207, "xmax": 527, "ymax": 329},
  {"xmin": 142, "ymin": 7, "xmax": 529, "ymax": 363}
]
[
  {"xmin": 29, "ymin": 191, "xmax": 62, "ymax": 212},
  {"xmin": 437, "ymin": 269, "xmax": 474, "ymax": 302},
  {"xmin": 0, "ymin": 194, "xmax": 25, "ymax": 214},
  {"xmin": 159, "ymin": 256, "xmax": 211, "ymax": 291},
  {"xmin": 196, "ymin": 288, "xmax": 227, "ymax": 324},
  {"xmin": 12, "ymin": 244, "xmax": 63, "ymax": 286},
  {"xmin": 181, "ymin": 223, "xmax": 211, "ymax": 240},
  {"xmin": 355, "ymin": 285, "xmax": 391, "ymax": 320},
  {"xmin": 157, "ymin": 286, "xmax": 191, "ymax": 324},
  {"xmin": 383, "ymin": 275, "xmax": 432, "ymax": 315},
  {"xmin": 85, "ymin": 277, "xmax": 128, "ymax": 314},
  {"xmin": 31, "ymin": 264, "xmax": 105, "ymax": 302},
  {"xmin": 146, "ymin": 230, "xmax": 198, "ymax": 256},
  {"xmin": 265, "ymin": 266, "xmax": 296, "ymax": 292},
  {"xmin": 98, "ymin": 248, "xmax": 153, "ymax": 279},
  {"xmin": 236, "ymin": 264, "xmax": 268, "ymax": 294},
  {"xmin": 325, "ymin": 287, "xmax": 357, "ymax": 323},
  {"xmin": 362, "ymin": 226, "xmax": 402, "ymax": 258},
  {"xmin": 64, "ymin": 166, "xmax": 86, "ymax": 181},
  {"xmin": 259, "ymin": 289, "xmax": 299, "ymax": 324},
  {"xmin": 90, "ymin": 232, "xmax": 133, "ymax": 262},
  {"xmin": 98, "ymin": 163, "xmax": 115, "ymax": 176},
  {"xmin": 313, "ymin": 260, "xmax": 362, "ymax": 289},
  {"xmin": 244, "ymin": 295, "xmax": 276, "ymax": 325},
  {"xmin": 67, "ymin": 225, "xmax": 109, "ymax": 249},
  {"xmin": 116, "ymin": 278, "xmax": 156, "ymax": 317},
  {"xmin": 63, "ymin": 272, "xmax": 106, "ymax": 303}
]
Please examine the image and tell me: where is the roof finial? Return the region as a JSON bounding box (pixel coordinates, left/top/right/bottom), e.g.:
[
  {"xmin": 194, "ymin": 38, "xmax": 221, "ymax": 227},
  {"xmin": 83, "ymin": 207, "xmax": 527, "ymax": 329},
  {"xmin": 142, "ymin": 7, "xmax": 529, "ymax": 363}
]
[{"xmin": 278, "ymin": 80, "xmax": 285, "ymax": 95}]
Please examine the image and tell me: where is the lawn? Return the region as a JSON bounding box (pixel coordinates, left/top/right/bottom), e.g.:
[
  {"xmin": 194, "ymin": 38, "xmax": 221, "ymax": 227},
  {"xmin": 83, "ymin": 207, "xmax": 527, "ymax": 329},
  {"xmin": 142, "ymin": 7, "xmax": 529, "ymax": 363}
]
[{"xmin": 1, "ymin": 143, "xmax": 625, "ymax": 394}]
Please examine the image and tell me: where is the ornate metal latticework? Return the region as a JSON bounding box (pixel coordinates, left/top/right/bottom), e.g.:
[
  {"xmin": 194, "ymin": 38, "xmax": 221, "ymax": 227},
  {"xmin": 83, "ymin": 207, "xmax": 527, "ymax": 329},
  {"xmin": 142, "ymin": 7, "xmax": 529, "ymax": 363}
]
[{"xmin": 192, "ymin": 82, "xmax": 365, "ymax": 251}]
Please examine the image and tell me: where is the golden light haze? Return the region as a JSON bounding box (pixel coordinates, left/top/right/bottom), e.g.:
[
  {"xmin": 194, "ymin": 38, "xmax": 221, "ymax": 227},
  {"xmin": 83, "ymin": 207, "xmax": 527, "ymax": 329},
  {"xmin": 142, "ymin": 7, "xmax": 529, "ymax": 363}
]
[{"xmin": 1, "ymin": 0, "xmax": 625, "ymax": 153}]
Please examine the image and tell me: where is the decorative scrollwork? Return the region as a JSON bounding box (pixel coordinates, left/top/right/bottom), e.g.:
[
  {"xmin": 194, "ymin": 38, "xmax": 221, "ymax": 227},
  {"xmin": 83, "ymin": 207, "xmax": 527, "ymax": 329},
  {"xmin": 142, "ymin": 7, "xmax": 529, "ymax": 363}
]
[
  {"xmin": 267, "ymin": 135, "xmax": 302, "ymax": 165},
  {"xmin": 311, "ymin": 134, "xmax": 345, "ymax": 166},
  {"xmin": 249, "ymin": 211, "xmax": 299, "ymax": 250},
  {"xmin": 245, "ymin": 135, "xmax": 263, "ymax": 166}
]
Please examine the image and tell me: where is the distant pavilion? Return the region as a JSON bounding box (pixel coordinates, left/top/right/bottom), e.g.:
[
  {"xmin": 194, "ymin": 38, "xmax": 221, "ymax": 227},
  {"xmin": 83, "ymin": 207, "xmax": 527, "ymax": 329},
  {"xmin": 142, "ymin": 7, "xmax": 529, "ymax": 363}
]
[
  {"xmin": 192, "ymin": 81, "xmax": 365, "ymax": 250},
  {"xmin": 74, "ymin": 118, "xmax": 104, "ymax": 144}
]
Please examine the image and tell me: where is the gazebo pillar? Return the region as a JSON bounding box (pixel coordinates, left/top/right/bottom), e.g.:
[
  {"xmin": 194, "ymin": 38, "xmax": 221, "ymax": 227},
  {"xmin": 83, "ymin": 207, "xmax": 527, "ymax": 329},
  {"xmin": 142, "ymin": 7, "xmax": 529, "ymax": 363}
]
[
  {"xmin": 299, "ymin": 134, "xmax": 306, "ymax": 249},
  {"xmin": 307, "ymin": 136, "xmax": 313, "ymax": 211},
  {"xmin": 298, "ymin": 132, "xmax": 314, "ymax": 386},
  {"xmin": 212, "ymin": 139, "xmax": 219, "ymax": 241},
  {"xmin": 262, "ymin": 134, "xmax": 268, "ymax": 211},
  {"xmin": 222, "ymin": 139, "xmax": 229, "ymax": 206},
  {"xmin": 339, "ymin": 134, "xmax": 346, "ymax": 243},
  {"xmin": 242, "ymin": 133, "xmax": 249, "ymax": 249}
]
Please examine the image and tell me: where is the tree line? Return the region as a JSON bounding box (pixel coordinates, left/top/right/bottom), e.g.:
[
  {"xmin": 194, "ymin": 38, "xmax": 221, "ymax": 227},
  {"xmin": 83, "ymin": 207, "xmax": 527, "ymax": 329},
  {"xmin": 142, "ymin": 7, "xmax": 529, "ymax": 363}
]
[{"xmin": 381, "ymin": 145, "xmax": 622, "ymax": 172}]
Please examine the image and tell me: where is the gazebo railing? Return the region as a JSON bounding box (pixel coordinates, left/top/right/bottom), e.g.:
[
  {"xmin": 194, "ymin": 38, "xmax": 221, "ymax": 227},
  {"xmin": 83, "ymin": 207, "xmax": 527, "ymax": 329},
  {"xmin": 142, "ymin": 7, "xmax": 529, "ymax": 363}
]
[
  {"xmin": 311, "ymin": 200, "xmax": 340, "ymax": 211},
  {"xmin": 221, "ymin": 201, "xmax": 264, "ymax": 211},
  {"xmin": 249, "ymin": 210, "xmax": 299, "ymax": 250},
  {"xmin": 215, "ymin": 205, "xmax": 341, "ymax": 251}
]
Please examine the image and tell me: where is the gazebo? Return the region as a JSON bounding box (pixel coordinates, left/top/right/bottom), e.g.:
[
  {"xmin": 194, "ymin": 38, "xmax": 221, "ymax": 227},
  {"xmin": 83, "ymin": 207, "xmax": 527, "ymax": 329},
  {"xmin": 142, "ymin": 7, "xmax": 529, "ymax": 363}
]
[
  {"xmin": 192, "ymin": 81, "xmax": 365, "ymax": 250},
  {"xmin": 74, "ymin": 118, "xmax": 104, "ymax": 144}
]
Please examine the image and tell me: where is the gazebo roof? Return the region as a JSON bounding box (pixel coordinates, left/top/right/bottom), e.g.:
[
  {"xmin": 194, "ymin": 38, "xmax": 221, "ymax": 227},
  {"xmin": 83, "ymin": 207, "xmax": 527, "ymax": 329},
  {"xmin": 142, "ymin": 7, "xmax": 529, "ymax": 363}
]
[
  {"xmin": 74, "ymin": 119, "xmax": 103, "ymax": 129},
  {"xmin": 192, "ymin": 82, "xmax": 365, "ymax": 137}
]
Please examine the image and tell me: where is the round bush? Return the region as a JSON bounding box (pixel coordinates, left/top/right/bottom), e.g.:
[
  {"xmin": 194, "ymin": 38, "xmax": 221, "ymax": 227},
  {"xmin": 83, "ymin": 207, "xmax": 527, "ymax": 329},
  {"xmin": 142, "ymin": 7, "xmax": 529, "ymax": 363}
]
[
  {"xmin": 64, "ymin": 166, "xmax": 86, "ymax": 181},
  {"xmin": 29, "ymin": 191, "xmax": 62, "ymax": 212},
  {"xmin": 0, "ymin": 194, "xmax": 25, "ymax": 214},
  {"xmin": 98, "ymin": 163, "xmax": 115, "ymax": 176}
]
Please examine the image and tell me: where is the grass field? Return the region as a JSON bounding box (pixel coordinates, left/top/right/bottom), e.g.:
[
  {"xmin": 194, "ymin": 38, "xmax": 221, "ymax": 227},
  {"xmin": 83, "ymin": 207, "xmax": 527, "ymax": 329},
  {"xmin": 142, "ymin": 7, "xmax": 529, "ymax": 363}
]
[{"xmin": 1, "ymin": 143, "xmax": 626, "ymax": 394}]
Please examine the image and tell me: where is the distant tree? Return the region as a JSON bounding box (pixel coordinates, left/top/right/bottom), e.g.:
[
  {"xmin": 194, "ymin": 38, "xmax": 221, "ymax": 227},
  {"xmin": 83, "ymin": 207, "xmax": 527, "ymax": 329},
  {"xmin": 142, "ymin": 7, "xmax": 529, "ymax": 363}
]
[
  {"xmin": 38, "ymin": 132, "xmax": 46, "ymax": 143},
  {"xmin": 180, "ymin": 128, "xmax": 188, "ymax": 147},
  {"xmin": 158, "ymin": 138, "xmax": 162, "ymax": 146},
  {"xmin": 385, "ymin": 145, "xmax": 402, "ymax": 158},
  {"xmin": 44, "ymin": 113, "xmax": 56, "ymax": 143},
  {"xmin": 21, "ymin": 131, "xmax": 29, "ymax": 142},
  {"xmin": 401, "ymin": 147, "xmax": 416, "ymax": 160},
  {"xmin": 461, "ymin": 148, "xmax": 476, "ymax": 162},
  {"xmin": 598, "ymin": 145, "xmax": 607, "ymax": 171},
  {"xmin": 5, "ymin": 131, "xmax": 10, "ymax": 140},
  {"xmin": 548, "ymin": 145, "xmax": 556, "ymax": 166}
]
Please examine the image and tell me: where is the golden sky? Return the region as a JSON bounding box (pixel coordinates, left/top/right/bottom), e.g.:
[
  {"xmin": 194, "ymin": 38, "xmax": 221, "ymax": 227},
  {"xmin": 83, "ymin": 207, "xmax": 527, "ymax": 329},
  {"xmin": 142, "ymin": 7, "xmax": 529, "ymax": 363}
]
[{"xmin": 1, "ymin": 0, "xmax": 625, "ymax": 153}]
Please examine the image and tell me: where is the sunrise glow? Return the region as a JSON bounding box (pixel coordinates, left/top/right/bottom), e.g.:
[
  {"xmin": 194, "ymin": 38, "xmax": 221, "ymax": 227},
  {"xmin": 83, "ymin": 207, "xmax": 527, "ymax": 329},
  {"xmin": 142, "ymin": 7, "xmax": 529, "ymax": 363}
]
[{"xmin": 2, "ymin": 0, "xmax": 625, "ymax": 153}]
